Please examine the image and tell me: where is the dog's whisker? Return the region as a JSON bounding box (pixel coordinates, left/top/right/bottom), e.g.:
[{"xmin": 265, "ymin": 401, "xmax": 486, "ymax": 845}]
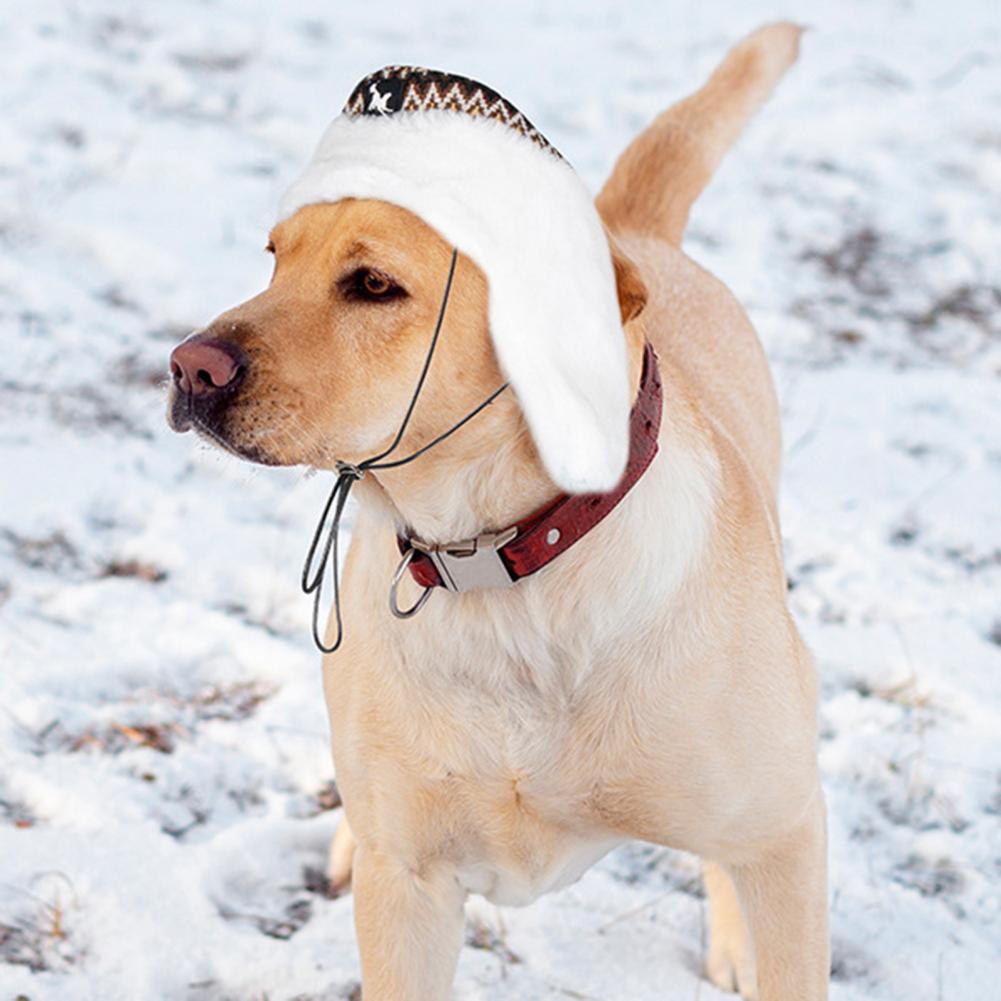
[{"xmin": 263, "ymin": 400, "xmax": 338, "ymax": 466}]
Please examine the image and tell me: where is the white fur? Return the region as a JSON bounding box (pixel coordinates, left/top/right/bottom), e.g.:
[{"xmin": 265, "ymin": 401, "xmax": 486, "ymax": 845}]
[{"xmin": 278, "ymin": 112, "xmax": 630, "ymax": 493}]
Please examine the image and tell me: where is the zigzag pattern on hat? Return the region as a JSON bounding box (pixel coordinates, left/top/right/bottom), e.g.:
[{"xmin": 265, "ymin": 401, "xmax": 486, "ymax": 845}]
[{"xmin": 343, "ymin": 66, "xmax": 563, "ymax": 160}]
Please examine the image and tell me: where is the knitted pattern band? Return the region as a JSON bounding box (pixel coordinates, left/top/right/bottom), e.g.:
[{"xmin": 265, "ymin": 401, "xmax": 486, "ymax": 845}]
[{"xmin": 342, "ymin": 66, "xmax": 562, "ymax": 160}]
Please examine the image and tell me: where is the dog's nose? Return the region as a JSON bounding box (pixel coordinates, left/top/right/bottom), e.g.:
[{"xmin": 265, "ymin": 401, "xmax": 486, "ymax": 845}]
[{"xmin": 170, "ymin": 336, "xmax": 247, "ymax": 396}]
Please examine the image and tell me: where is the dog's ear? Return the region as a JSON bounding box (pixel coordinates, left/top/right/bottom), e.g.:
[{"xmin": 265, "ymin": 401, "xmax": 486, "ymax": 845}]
[{"xmin": 608, "ymin": 234, "xmax": 647, "ymax": 326}]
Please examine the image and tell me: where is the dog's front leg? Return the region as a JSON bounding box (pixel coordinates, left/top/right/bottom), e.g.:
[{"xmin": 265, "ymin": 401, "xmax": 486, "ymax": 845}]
[
  {"xmin": 727, "ymin": 790, "xmax": 829, "ymax": 1000},
  {"xmin": 353, "ymin": 843, "xmax": 466, "ymax": 1001}
]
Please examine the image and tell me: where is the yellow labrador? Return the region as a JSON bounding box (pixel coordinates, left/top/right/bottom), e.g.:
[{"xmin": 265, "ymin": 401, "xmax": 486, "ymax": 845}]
[{"xmin": 167, "ymin": 23, "xmax": 827, "ymax": 1001}]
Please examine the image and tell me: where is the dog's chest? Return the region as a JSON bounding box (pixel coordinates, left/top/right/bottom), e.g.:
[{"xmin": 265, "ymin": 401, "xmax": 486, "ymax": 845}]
[
  {"xmin": 454, "ymin": 756, "xmax": 618, "ymax": 906},
  {"xmin": 429, "ymin": 698, "xmax": 627, "ymax": 906},
  {"xmin": 366, "ymin": 578, "xmax": 714, "ymax": 902}
]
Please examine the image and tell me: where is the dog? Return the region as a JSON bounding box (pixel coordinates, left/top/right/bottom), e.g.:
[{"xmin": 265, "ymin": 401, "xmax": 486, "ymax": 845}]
[{"xmin": 167, "ymin": 23, "xmax": 828, "ymax": 1000}]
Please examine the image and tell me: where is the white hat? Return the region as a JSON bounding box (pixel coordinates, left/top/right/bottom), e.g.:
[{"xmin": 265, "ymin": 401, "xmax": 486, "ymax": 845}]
[{"xmin": 278, "ymin": 67, "xmax": 630, "ymax": 494}]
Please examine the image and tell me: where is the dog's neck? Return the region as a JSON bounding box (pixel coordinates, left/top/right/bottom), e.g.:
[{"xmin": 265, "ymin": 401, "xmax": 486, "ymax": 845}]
[
  {"xmin": 360, "ymin": 328, "xmax": 647, "ymax": 544},
  {"xmin": 362, "ymin": 401, "xmax": 559, "ymax": 544}
]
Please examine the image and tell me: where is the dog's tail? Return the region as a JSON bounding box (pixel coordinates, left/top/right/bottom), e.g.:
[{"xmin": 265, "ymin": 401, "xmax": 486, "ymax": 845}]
[{"xmin": 596, "ymin": 22, "xmax": 803, "ymax": 246}]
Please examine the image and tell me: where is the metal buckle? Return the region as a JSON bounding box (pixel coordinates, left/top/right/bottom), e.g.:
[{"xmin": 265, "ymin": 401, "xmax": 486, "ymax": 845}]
[{"xmin": 413, "ymin": 526, "xmax": 518, "ymax": 593}]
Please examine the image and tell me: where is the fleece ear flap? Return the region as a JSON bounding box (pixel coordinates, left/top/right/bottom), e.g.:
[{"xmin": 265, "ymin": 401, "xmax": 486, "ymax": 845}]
[
  {"xmin": 499, "ymin": 232, "xmax": 645, "ymax": 495},
  {"xmin": 483, "ymin": 201, "xmax": 633, "ymax": 495}
]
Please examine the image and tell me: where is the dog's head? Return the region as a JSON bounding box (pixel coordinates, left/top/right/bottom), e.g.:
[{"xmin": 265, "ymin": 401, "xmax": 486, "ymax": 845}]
[
  {"xmin": 167, "ymin": 196, "xmax": 646, "ymax": 485},
  {"xmin": 169, "ymin": 67, "xmax": 650, "ymax": 493},
  {"xmin": 168, "ymin": 198, "xmax": 494, "ymax": 469}
]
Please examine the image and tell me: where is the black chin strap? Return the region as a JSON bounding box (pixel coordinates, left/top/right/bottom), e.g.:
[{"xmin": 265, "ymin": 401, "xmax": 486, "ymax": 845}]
[{"xmin": 301, "ymin": 247, "xmax": 509, "ymax": 653}]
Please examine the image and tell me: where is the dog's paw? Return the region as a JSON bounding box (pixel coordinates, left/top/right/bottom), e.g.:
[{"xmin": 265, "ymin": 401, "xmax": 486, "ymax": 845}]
[
  {"xmin": 327, "ymin": 818, "xmax": 356, "ymax": 895},
  {"xmin": 707, "ymin": 936, "xmax": 757, "ymax": 999}
]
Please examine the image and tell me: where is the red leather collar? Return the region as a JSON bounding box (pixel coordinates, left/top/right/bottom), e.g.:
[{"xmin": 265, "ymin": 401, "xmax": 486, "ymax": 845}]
[{"xmin": 399, "ymin": 341, "xmax": 662, "ymax": 592}]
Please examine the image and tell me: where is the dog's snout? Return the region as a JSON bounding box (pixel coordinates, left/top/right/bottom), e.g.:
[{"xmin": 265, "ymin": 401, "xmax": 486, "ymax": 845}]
[{"xmin": 170, "ymin": 336, "xmax": 247, "ymax": 396}]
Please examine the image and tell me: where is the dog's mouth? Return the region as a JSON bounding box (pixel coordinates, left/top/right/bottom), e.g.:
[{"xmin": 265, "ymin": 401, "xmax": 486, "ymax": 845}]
[{"xmin": 167, "ymin": 386, "xmax": 282, "ymax": 467}]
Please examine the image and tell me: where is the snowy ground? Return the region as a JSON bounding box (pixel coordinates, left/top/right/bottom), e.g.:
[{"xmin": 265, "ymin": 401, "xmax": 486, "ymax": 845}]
[{"xmin": 2, "ymin": 1, "xmax": 1000, "ymax": 998}]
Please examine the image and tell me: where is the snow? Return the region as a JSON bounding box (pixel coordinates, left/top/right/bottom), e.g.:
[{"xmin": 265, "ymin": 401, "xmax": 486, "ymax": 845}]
[{"xmin": 2, "ymin": 1, "xmax": 1000, "ymax": 998}]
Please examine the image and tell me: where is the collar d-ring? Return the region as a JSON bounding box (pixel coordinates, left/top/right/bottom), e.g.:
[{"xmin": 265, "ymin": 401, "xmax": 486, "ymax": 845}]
[{"xmin": 389, "ymin": 547, "xmax": 434, "ymax": 619}]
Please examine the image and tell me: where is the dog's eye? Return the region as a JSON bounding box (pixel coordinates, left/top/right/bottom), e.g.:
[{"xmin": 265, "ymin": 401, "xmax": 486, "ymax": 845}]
[
  {"xmin": 339, "ymin": 267, "xmax": 407, "ymax": 303},
  {"xmin": 363, "ymin": 271, "xmax": 391, "ymax": 296}
]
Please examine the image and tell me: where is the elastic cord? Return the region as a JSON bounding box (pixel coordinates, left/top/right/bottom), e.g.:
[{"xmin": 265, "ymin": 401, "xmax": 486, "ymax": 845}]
[{"xmin": 300, "ymin": 247, "xmax": 509, "ymax": 653}]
